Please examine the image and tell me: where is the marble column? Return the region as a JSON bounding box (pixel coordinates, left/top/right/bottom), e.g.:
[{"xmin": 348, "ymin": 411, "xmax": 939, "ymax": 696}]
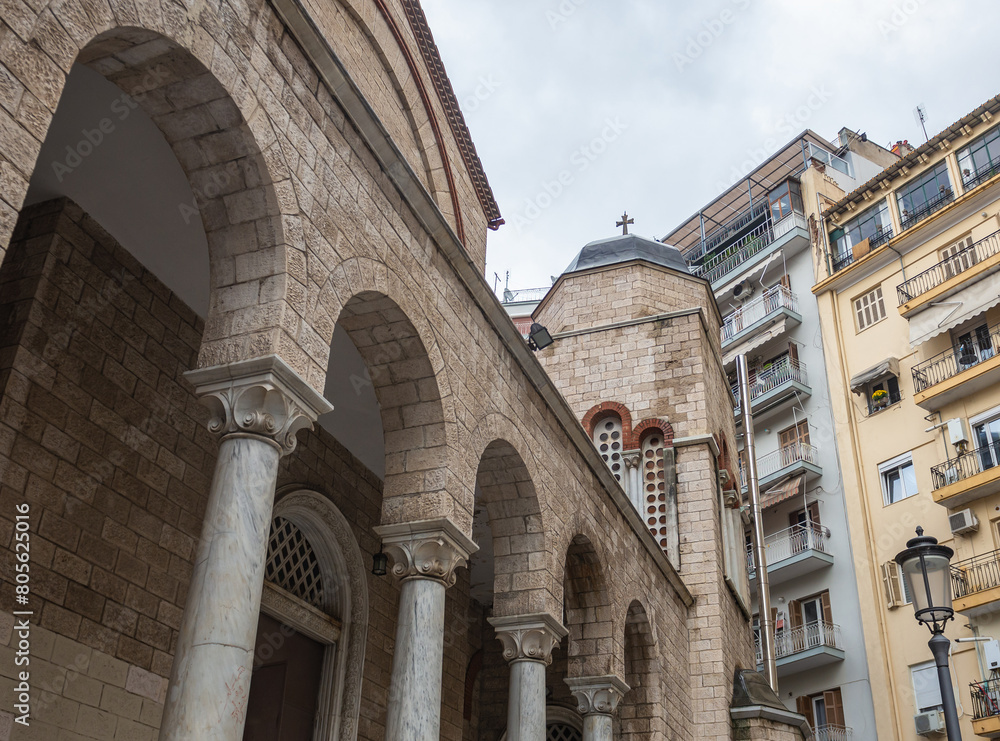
[
  {"xmin": 565, "ymin": 676, "xmax": 629, "ymax": 741},
  {"xmin": 375, "ymin": 518, "xmax": 478, "ymax": 741},
  {"xmin": 159, "ymin": 357, "xmax": 332, "ymax": 741},
  {"xmin": 489, "ymin": 613, "xmax": 568, "ymax": 741}
]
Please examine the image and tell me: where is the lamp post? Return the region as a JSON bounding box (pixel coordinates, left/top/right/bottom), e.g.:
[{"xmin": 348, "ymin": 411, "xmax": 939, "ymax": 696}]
[{"xmin": 895, "ymin": 527, "xmax": 962, "ymax": 741}]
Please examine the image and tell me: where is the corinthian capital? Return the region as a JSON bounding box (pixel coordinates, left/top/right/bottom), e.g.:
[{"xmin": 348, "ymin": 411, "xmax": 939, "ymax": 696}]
[
  {"xmin": 373, "ymin": 518, "xmax": 478, "ymax": 587},
  {"xmin": 184, "ymin": 355, "xmax": 333, "ymax": 455},
  {"xmin": 565, "ymin": 675, "xmax": 629, "ymax": 716},
  {"xmin": 489, "ymin": 613, "xmax": 568, "ymax": 665}
]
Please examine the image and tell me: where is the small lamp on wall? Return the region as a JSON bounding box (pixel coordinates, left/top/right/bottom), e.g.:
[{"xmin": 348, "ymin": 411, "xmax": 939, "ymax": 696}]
[
  {"xmin": 371, "ymin": 547, "xmax": 388, "ymax": 577},
  {"xmin": 527, "ymin": 323, "xmax": 554, "ymax": 351}
]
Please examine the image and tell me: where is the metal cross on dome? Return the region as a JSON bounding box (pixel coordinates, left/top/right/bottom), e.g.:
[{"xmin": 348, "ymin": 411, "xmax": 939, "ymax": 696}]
[{"xmin": 616, "ymin": 211, "xmax": 634, "ymax": 235}]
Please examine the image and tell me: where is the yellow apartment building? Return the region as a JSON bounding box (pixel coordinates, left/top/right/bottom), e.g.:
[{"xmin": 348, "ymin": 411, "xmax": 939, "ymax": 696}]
[{"xmin": 811, "ymin": 93, "xmax": 1000, "ymax": 740}]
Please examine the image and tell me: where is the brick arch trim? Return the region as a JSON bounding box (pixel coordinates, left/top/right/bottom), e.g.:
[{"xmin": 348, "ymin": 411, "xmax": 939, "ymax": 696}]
[
  {"xmin": 582, "ymin": 401, "xmax": 634, "ymax": 445},
  {"xmin": 633, "ymin": 419, "xmax": 674, "ymax": 449}
]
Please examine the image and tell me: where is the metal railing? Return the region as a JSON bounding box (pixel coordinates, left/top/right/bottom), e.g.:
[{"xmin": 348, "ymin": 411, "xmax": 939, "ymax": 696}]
[
  {"xmin": 721, "ymin": 285, "xmax": 799, "ymax": 344},
  {"xmin": 691, "ymin": 221, "xmax": 775, "ymax": 284},
  {"xmin": 815, "ymin": 726, "xmax": 853, "ymax": 741},
  {"xmin": 931, "ymin": 441, "xmax": 1000, "ymax": 491},
  {"xmin": 732, "ymin": 357, "xmax": 809, "ymax": 407},
  {"xmin": 970, "ymin": 677, "xmax": 1000, "ymax": 720},
  {"xmin": 502, "ymin": 286, "xmax": 549, "ymax": 303},
  {"xmin": 865, "ymin": 388, "xmax": 903, "ymax": 416},
  {"xmin": 911, "ymin": 321, "xmax": 1000, "ymax": 393},
  {"xmin": 952, "ymin": 549, "xmax": 1000, "ymax": 601},
  {"xmin": 686, "ymin": 197, "xmax": 771, "ymax": 266},
  {"xmin": 746, "ymin": 523, "xmax": 830, "ymax": 574},
  {"xmin": 755, "ymin": 621, "xmax": 842, "ymax": 662},
  {"xmin": 964, "ymin": 160, "xmax": 1000, "ymax": 192},
  {"xmin": 899, "ymin": 188, "xmax": 955, "ymax": 232},
  {"xmin": 829, "ymin": 227, "xmax": 894, "ymax": 275},
  {"xmin": 756, "ymin": 442, "xmax": 820, "ymax": 480},
  {"xmin": 897, "ymin": 228, "xmax": 1000, "ymax": 303}
]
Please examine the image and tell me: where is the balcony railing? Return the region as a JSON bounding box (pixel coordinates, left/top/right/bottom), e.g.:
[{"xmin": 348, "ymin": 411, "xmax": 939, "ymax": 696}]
[
  {"xmin": 686, "ymin": 197, "xmax": 771, "ymax": 267},
  {"xmin": 964, "ymin": 160, "xmax": 1000, "ymax": 192},
  {"xmin": 755, "ymin": 621, "xmax": 842, "ymax": 662},
  {"xmin": 932, "ymin": 442, "xmax": 1000, "ymax": 491},
  {"xmin": 691, "ymin": 220, "xmax": 774, "ymax": 284},
  {"xmin": 899, "ymin": 187, "xmax": 955, "ymax": 232},
  {"xmin": 746, "ymin": 523, "xmax": 830, "ymax": 574},
  {"xmin": 815, "ymin": 725, "xmax": 853, "ymax": 741},
  {"xmin": 721, "ymin": 285, "xmax": 799, "ymax": 344},
  {"xmin": 732, "ymin": 357, "xmax": 808, "ymax": 407},
  {"xmin": 756, "ymin": 442, "xmax": 819, "ymax": 480},
  {"xmin": 952, "ymin": 549, "xmax": 1000, "ymax": 601},
  {"xmin": 897, "ymin": 228, "xmax": 1000, "ymax": 304},
  {"xmin": 830, "ymin": 227, "xmax": 895, "ymax": 274},
  {"xmin": 911, "ymin": 321, "xmax": 1000, "ymax": 393},
  {"xmin": 971, "ymin": 677, "xmax": 1000, "ymax": 721}
]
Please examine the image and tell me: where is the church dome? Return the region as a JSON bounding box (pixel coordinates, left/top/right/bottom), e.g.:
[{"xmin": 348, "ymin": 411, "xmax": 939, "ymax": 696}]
[{"xmin": 561, "ymin": 233, "xmax": 689, "ymax": 275}]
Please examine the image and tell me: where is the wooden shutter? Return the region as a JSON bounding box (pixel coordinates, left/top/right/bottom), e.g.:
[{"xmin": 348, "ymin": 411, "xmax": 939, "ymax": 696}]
[
  {"xmin": 788, "ymin": 599, "xmax": 802, "ymax": 630},
  {"xmin": 789, "ymin": 343, "xmax": 799, "ymax": 364},
  {"xmin": 796, "ymin": 696, "xmax": 814, "ymax": 728},
  {"xmin": 820, "ymin": 591, "xmax": 833, "ymax": 624},
  {"xmin": 780, "ymin": 274, "xmax": 792, "ymax": 290},
  {"xmin": 940, "ymin": 236, "xmax": 975, "ymax": 278},
  {"xmin": 881, "ymin": 562, "xmax": 903, "ymax": 608},
  {"xmin": 823, "ymin": 688, "xmax": 845, "ymax": 727},
  {"xmin": 779, "ymin": 420, "xmax": 809, "ymax": 449}
]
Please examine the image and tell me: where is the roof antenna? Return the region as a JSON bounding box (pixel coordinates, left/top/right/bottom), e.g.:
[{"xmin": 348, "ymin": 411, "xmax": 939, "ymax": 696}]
[
  {"xmin": 502, "ymin": 271, "xmax": 514, "ymax": 303},
  {"xmin": 913, "ymin": 104, "xmax": 929, "ymax": 143}
]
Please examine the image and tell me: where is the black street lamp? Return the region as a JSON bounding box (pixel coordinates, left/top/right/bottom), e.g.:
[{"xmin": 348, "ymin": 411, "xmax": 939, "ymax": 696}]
[
  {"xmin": 527, "ymin": 323, "xmax": 554, "ymax": 351},
  {"xmin": 895, "ymin": 527, "xmax": 962, "ymax": 741}
]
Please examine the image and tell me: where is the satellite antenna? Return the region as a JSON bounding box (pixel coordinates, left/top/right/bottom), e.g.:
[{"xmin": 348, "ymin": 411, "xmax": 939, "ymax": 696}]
[{"xmin": 913, "ymin": 104, "xmax": 929, "ymax": 142}]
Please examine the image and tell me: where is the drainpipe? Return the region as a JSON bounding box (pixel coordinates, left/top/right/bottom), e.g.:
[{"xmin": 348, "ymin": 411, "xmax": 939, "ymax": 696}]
[{"xmin": 739, "ymin": 354, "xmax": 778, "ymax": 691}]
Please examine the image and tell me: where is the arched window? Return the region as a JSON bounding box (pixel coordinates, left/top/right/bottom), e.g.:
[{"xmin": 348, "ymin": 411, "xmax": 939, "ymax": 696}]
[
  {"xmin": 641, "ymin": 431, "xmax": 678, "ymax": 563},
  {"xmin": 499, "ymin": 706, "xmax": 583, "ymax": 740},
  {"xmin": 593, "ymin": 415, "xmax": 624, "ymax": 484}
]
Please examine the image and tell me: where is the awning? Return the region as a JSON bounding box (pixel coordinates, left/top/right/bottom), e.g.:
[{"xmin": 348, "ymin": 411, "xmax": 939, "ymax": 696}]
[
  {"xmin": 849, "ymin": 357, "xmax": 900, "ymax": 394},
  {"xmin": 760, "ymin": 474, "xmax": 805, "ymax": 510},
  {"xmin": 723, "ymin": 317, "xmax": 789, "ymax": 366},
  {"xmin": 909, "ymin": 278, "xmax": 1000, "ymax": 347}
]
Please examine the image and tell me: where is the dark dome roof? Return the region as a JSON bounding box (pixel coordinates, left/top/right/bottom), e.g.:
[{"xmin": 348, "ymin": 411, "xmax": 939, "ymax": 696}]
[{"xmin": 562, "ymin": 234, "xmax": 689, "ymax": 275}]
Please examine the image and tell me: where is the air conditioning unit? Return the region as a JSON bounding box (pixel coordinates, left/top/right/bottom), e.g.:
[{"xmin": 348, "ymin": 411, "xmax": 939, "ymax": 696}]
[
  {"xmin": 949, "ymin": 508, "xmax": 979, "ymax": 535},
  {"xmin": 733, "ymin": 279, "xmax": 756, "ymax": 301},
  {"xmin": 985, "ymin": 639, "xmax": 1000, "ymax": 671},
  {"xmin": 914, "ymin": 710, "xmax": 945, "ymax": 736}
]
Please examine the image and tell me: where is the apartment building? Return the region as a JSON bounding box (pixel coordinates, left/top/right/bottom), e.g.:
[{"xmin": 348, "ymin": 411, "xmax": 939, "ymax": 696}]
[
  {"xmin": 662, "ymin": 130, "xmax": 899, "ymax": 740},
  {"xmin": 812, "ymin": 93, "xmax": 1000, "ymax": 740}
]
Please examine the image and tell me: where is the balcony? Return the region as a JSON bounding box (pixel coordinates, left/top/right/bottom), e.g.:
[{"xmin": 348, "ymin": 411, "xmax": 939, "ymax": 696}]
[
  {"xmin": 971, "ymin": 677, "xmax": 1000, "ymax": 738},
  {"xmin": 691, "ymin": 212, "xmax": 809, "ymax": 288},
  {"xmin": 964, "ymin": 158, "xmax": 1000, "ymax": 192},
  {"xmin": 897, "ymin": 228, "xmax": 1000, "ymax": 314},
  {"xmin": 732, "ymin": 357, "xmax": 812, "ymax": 419},
  {"xmin": 951, "ymin": 549, "xmax": 1000, "ymax": 616},
  {"xmin": 720, "ymin": 285, "xmax": 801, "ymax": 350},
  {"xmin": 899, "ymin": 187, "xmax": 956, "ymax": 233},
  {"xmin": 931, "ymin": 442, "xmax": 1000, "ymax": 508},
  {"xmin": 746, "ymin": 524, "xmax": 833, "ymax": 585},
  {"xmin": 911, "ymin": 322, "xmax": 1000, "ymax": 411},
  {"xmin": 815, "ymin": 726, "xmax": 853, "ymax": 741},
  {"xmin": 829, "ymin": 227, "xmax": 895, "ymax": 274},
  {"xmin": 755, "ymin": 621, "xmax": 845, "ymax": 677}
]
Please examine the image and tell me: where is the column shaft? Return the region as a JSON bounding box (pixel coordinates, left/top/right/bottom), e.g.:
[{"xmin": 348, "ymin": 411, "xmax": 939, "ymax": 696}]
[
  {"xmin": 384, "ymin": 578, "xmax": 447, "ymax": 740},
  {"xmin": 506, "ymin": 659, "xmax": 547, "ymax": 741},
  {"xmin": 159, "ymin": 435, "xmax": 281, "ymax": 740},
  {"xmin": 582, "ymin": 713, "xmax": 613, "ymax": 741}
]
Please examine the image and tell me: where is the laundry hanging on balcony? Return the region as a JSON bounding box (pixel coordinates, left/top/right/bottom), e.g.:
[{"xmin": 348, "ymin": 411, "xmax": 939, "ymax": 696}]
[{"xmin": 908, "ymin": 279, "xmax": 1000, "ymax": 347}]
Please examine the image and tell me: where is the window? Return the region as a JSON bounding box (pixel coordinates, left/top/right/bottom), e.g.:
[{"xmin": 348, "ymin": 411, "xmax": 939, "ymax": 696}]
[
  {"xmin": 829, "ymin": 200, "xmax": 892, "ymax": 264},
  {"xmin": 879, "ymin": 452, "xmax": 918, "ymax": 505},
  {"xmin": 796, "ymin": 688, "xmax": 845, "ymax": 732},
  {"xmin": 881, "ymin": 561, "xmax": 913, "ymax": 608},
  {"xmin": 896, "ymin": 161, "xmax": 953, "ymax": 230},
  {"xmin": 866, "ymin": 374, "xmax": 901, "ymax": 415},
  {"xmin": 593, "ymin": 416, "xmax": 623, "ymax": 483},
  {"xmin": 912, "ymin": 660, "xmax": 944, "ymax": 712},
  {"xmin": 958, "ymin": 124, "xmax": 1000, "ymax": 188},
  {"xmin": 940, "ymin": 236, "xmax": 976, "ymax": 279},
  {"xmin": 767, "ymin": 180, "xmax": 803, "ymax": 222},
  {"xmin": 953, "ymin": 321, "xmax": 995, "ymax": 371},
  {"xmin": 974, "ymin": 413, "xmax": 1000, "ymax": 473},
  {"xmin": 854, "ymin": 286, "xmax": 886, "ymax": 331},
  {"xmin": 778, "ymin": 420, "xmax": 810, "ymax": 467}
]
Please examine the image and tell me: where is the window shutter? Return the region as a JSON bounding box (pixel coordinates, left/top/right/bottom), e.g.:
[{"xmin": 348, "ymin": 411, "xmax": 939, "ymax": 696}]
[
  {"xmin": 881, "ymin": 561, "xmax": 902, "ymax": 608},
  {"xmin": 796, "ymin": 696, "xmax": 814, "ymax": 728},
  {"xmin": 780, "ymin": 274, "xmax": 792, "ymax": 290},
  {"xmin": 820, "ymin": 591, "xmax": 833, "ymax": 624},
  {"xmin": 788, "ymin": 600, "xmax": 802, "ymax": 630},
  {"xmin": 824, "ymin": 688, "xmax": 845, "ymax": 727}
]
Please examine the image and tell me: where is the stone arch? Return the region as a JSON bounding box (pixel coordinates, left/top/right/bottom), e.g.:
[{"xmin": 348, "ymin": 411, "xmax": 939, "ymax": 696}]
[
  {"xmin": 331, "ymin": 287, "xmax": 457, "ymax": 525},
  {"xmin": 633, "ymin": 419, "xmax": 674, "ymax": 448},
  {"xmin": 270, "ymin": 488, "xmax": 369, "ymax": 741},
  {"xmin": 0, "ymin": 23, "xmax": 296, "ymax": 367},
  {"xmin": 619, "ymin": 600, "xmax": 665, "ymax": 741},
  {"xmin": 560, "ymin": 530, "xmax": 618, "ymax": 678},
  {"xmin": 472, "ymin": 431, "xmax": 551, "ymax": 616},
  {"xmin": 582, "ymin": 401, "xmax": 634, "ymax": 444}
]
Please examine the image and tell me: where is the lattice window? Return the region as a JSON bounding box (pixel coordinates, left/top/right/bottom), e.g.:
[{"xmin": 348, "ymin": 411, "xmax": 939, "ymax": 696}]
[
  {"xmin": 642, "ymin": 434, "xmax": 668, "ymax": 548},
  {"xmin": 593, "ymin": 416, "xmax": 623, "ymax": 482},
  {"xmin": 265, "ymin": 516, "xmax": 324, "ymax": 609},
  {"xmin": 547, "ymin": 723, "xmax": 582, "ymax": 741}
]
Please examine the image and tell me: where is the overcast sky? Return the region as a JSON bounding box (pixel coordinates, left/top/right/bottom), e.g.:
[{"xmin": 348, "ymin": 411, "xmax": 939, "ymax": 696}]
[{"xmin": 420, "ymin": 0, "xmax": 1000, "ymax": 294}]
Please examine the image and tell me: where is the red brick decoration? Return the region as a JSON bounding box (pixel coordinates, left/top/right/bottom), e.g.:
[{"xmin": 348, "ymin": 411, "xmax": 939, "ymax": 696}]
[
  {"xmin": 582, "ymin": 402, "xmax": 634, "ymax": 447},
  {"xmin": 633, "ymin": 419, "xmax": 674, "ymax": 448}
]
